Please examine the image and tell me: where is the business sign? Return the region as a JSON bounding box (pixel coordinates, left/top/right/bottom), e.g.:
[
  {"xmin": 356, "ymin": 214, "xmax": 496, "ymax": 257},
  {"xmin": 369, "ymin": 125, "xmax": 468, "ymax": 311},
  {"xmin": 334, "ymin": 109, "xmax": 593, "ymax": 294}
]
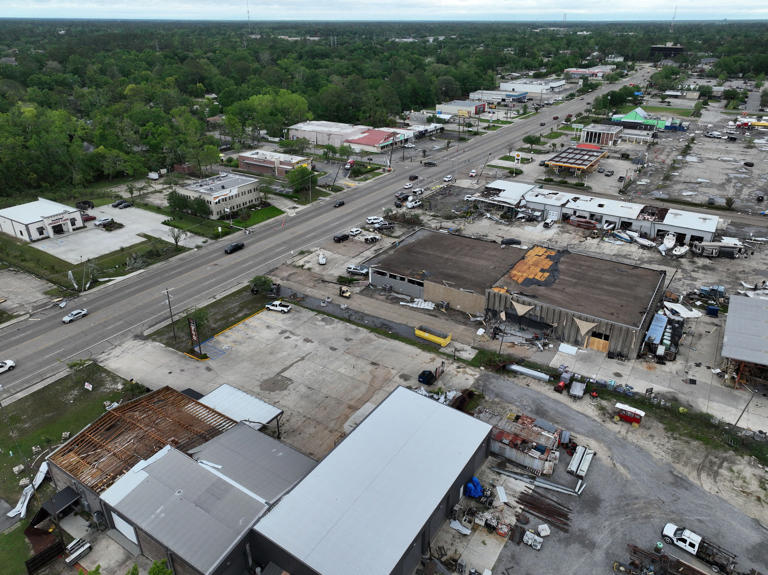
[{"xmin": 188, "ymin": 317, "xmax": 199, "ymax": 348}]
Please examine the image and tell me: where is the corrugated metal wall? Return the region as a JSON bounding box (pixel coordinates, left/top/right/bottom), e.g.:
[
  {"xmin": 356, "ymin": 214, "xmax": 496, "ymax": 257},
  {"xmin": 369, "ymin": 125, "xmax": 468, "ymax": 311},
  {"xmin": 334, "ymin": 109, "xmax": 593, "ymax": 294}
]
[
  {"xmin": 424, "ymin": 283, "xmax": 485, "ymax": 315},
  {"xmin": 369, "ymin": 268, "xmax": 424, "ymax": 299}
]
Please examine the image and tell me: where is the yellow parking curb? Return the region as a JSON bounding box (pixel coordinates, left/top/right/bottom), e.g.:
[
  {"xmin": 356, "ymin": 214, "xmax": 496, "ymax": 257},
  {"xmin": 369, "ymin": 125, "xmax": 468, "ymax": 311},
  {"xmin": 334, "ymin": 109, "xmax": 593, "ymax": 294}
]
[{"xmin": 213, "ymin": 308, "xmax": 265, "ymax": 338}]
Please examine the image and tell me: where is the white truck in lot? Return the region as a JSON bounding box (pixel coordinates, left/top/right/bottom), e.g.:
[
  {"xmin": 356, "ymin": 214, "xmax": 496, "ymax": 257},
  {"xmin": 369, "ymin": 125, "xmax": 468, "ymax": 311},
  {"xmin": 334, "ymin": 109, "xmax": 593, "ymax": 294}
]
[{"xmin": 662, "ymin": 523, "xmax": 737, "ymax": 574}]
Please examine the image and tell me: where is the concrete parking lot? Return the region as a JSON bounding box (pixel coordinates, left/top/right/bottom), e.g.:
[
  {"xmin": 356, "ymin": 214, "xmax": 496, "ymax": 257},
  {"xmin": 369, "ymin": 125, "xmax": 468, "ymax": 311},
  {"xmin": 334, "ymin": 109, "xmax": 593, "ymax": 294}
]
[
  {"xmin": 98, "ymin": 305, "xmax": 478, "ymax": 459},
  {"xmin": 32, "ymin": 205, "xmax": 202, "ymax": 263}
]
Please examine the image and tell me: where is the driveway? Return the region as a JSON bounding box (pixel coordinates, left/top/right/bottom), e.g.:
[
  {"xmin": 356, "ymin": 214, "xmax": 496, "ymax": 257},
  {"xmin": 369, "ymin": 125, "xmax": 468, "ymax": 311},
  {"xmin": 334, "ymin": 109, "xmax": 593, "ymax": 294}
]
[{"xmin": 33, "ymin": 206, "xmax": 202, "ymax": 263}]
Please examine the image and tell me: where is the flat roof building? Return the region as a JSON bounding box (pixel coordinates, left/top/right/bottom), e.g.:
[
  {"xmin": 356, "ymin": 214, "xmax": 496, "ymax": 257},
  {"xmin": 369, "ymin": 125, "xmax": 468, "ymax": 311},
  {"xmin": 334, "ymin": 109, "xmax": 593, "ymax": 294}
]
[
  {"xmin": 468, "ymin": 90, "xmax": 528, "ymax": 105},
  {"xmin": 499, "ymin": 79, "xmax": 567, "ymax": 95},
  {"xmin": 180, "ymin": 173, "xmax": 259, "ymax": 219},
  {"xmin": 0, "ymin": 198, "xmax": 84, "ymax": 242},
  {"xmin": 238, "ymin": 149, "xmax": 310, "ymax": 177},
  {"xmin": 253, "ymin": 386, "xmax": 491, "ymax": 575},
  {"xmin": 544, "ymin": 146, "xmax": 607, "ymax": 174},
  {"xmin": 580, "ymin": 124, "xmax": 624, "ymax": 146},
  {"xmin": 721, "ymin": 296, "xmax": 768, "ymax": 387},
  {"xmin": 288, "ymin": 121, "xmax": 371, "ymax": 148},
  {"xmin": 436, "ymin": 100, "xmax": 486, "ymax": 117}
]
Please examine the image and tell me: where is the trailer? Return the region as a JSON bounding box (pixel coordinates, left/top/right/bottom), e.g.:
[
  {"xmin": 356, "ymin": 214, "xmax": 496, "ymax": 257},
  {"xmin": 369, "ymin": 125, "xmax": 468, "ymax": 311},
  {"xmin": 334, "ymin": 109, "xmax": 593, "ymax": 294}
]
[{"xmin": 662, "ymin": 523, "xmax": 737, "ymax": 574}]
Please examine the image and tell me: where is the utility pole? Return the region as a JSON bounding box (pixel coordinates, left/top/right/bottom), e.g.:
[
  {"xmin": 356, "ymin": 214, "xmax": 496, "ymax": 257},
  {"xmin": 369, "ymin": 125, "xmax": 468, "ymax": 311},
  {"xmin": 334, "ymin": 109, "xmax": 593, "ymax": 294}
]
[
  {"xmin": 80, "ymin": 256, "xmax": 87, "ymax": 294},
  {"xmin": 164, "ymin": 288, "xmax": 177, "ymax": 342}
]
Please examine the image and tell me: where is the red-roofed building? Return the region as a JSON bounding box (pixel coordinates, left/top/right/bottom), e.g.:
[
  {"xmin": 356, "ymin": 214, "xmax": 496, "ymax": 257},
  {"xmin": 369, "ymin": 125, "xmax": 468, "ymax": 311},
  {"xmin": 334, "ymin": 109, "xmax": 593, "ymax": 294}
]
[{"xmin": 345, "ymin": 129, "xmax": 402, "ymax": 153}]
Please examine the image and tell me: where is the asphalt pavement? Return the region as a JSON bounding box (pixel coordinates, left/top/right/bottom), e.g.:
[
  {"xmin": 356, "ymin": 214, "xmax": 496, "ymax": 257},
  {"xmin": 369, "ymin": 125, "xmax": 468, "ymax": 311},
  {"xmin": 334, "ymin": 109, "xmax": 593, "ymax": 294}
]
[{"xmin": 0, "ymin": 67, "xmax": 656, "ymax": 403}]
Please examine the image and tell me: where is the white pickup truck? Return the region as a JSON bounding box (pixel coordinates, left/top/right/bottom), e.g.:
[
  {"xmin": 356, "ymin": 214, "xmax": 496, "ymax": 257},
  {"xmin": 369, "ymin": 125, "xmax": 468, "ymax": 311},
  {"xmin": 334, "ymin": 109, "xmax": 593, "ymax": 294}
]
[{"xmin": 662, "ymin": 523, "xmax": 737, "ymax": 574}]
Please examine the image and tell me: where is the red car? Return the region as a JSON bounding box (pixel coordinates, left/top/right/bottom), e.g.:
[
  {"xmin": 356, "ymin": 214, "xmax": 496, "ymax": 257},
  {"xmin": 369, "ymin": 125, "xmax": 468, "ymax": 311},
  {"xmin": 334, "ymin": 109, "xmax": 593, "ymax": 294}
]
[{"xmin": 81, "ymin": 213, "xmax": 96, "ymax": 222}]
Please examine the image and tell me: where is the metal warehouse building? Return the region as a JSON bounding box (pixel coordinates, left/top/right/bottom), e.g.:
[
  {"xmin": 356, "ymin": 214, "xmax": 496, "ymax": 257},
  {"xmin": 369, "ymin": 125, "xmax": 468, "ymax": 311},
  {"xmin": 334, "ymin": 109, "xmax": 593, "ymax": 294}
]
[
  {"xmin": 721, "ymin": 296, "xmax": 768, "ymax": 388},
  {"xmin": 0, "ymin": 198, "xmax": 84, "ymax": 242},
  {"xmin": 252, "ymin": 386, "xmax": 491, "ymax": 575},
  {"xmin": 487, "ymin": 246, "xmax": 666, "ymax": 357},
  {"xmin": 368, "ymin": 230, "xmax": 665, "ymax": 357}
]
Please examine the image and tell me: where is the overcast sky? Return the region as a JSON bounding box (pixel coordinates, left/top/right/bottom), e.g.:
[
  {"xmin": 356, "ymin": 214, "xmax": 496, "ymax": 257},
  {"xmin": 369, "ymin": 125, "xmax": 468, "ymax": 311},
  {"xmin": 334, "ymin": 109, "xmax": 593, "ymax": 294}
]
[{"xmin": 2, "ymin": 0, "xmax": 768, "ymax": 21}]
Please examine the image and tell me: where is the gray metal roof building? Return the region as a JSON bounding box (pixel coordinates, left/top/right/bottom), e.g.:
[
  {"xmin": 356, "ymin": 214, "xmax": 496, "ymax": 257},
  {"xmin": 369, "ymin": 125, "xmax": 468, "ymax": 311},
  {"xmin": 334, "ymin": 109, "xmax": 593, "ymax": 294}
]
[
  {"xmin": 721, "ymin": 296, "xmax": 768, "ymax": 383},
  {"xmin": 100, "ymin": 423, "xmax": 316, "ymax": 575},
  {"xmin": 252, "ymin": 386, "xmax": 491, "ymax": 575}
]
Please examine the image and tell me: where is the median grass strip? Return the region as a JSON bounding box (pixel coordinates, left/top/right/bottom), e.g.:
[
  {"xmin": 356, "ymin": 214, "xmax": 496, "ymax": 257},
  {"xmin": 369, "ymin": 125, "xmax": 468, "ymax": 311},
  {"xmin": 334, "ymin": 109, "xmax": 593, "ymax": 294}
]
[{"xmin": 149, "ymin": 285, "xmax": 271, "ymax": 354}]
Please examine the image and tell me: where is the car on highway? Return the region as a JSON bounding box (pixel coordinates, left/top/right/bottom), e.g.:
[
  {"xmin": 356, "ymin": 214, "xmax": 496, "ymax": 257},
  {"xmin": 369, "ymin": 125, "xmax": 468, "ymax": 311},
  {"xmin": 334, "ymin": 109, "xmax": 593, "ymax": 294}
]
[
  {"xmin": 346, "ymin": 265, "xmax": 369, "ymax": 276},
  {"xmin": 423, "ymin": 161, "xmax": 438, "ymax": 167},
  {"xmin": 394, "ymin": 191, "xmax": 410, "ymax": 201},
  {"xmin": 443, "ymin": 175, "xmax": 453, "ymax": 182},
  {"xmin": 403, "ymin": 182, "xmax": 414, "ymax": 189},
  {"xmin": 404, "ymin": 143, "xmax": 415, "ymax": 148},
  {"xmin": 63, "ymin": 309, "xmax": 88, "ymax": 324},
  {"xmin": 539, "ymin": 121, "xmax": 546, "ymax": 126},
  {"xmin": 0, "ymin": 360, "xmax": 16, "ymax": 374},
  {"xmin": 349, "ymin": 228, "xmax": 362, "ymax": 236},
  {"xmin": 366, "ymin": 216, "xmax": 384, "ymax": 225},
  {"xmin": 618, "ymin": 176, "xmax": 625, "ymax": 183},
  {"xmin": 408, "ymin": 175, "xmax": 419, "ymax": 181},
  {"xmin": 265, "ymin": 301, "xmax": 292, "ymax": 314},
  {"xmin": 334, "ymin": 200, "xmax": 345, "ymax": 208},
  {"xmin": 469, "ymin": 169, "xmax": 477, "ymax": 177},
  {"xmin": 333, "ymin": 233, "xmax": 350, "ymax": 243},
  {"xmin": 224, "ymin": 242, "xmax": 245, "ymax": 254},
  {"xmin": 553, "ymin": 116, "xmax": 559, "ymax": 120}
]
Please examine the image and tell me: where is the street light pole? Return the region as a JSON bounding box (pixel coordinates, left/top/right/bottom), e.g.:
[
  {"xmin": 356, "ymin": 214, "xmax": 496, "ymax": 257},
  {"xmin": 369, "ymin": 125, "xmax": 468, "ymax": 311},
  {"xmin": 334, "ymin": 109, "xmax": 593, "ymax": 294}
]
[{"xmin": 164, "ymin": 287, "xmax": 177, "ymax": 342}]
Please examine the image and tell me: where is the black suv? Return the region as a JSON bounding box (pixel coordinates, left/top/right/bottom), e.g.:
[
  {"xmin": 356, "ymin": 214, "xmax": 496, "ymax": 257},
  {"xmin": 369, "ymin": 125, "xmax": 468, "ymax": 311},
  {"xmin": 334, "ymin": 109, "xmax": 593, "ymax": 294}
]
[
  {"xmin": 423, "ymin": 161, "xmax": 437, "ymax": 167},
  {"xmin": 76, "ymin": 200, "xmax": 94, "ymax": 210},
  {"xmin": 224, "ymin": 242, "xmax": 245, "ymax": 254},
  {"xmin": 333, "ymin": 233, "xmax": 350, "ymax": 243}
]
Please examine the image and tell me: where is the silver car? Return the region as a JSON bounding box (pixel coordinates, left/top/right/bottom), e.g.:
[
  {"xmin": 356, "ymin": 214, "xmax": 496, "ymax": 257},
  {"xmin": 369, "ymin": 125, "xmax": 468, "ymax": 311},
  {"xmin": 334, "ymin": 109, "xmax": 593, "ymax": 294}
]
[{"xmin": 63, "ymin": 309, "xmax": 88, "ymax": 323}]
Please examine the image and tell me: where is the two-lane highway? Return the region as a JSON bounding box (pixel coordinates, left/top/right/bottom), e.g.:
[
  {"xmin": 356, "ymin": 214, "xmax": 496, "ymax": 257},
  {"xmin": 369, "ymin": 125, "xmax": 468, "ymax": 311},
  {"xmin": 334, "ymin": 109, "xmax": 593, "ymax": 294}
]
[{"xmin": 0, "ymin": 68, "xmax": 650, "ymax": 402}]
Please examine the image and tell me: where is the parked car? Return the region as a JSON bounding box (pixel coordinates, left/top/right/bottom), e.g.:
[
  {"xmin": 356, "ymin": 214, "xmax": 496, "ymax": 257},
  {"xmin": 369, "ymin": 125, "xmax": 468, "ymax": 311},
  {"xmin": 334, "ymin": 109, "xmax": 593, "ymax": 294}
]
[
  {"xmin": 0, "ymin": 360, "xmax": 16, "ymax": 375},
  {"xmin": 412, "ymin": 188, "xmax": 424, "ymax": 196},
  {"xmin": 111, "ymin": 199, "xmax": 127, "ymax": 208},
  {"xmin": 617, "ymin": 176, "xmax": 625, "ymax": 183},
  {"xmin": 334, "ymin": 200, "xmax": 345, "ymax": 208},
  {"xmin": 333, "ymin": 233, "xmax": 350, "ymax": 243},
  {"xmin": 63, "ymin": 309, "xmax": 88, "ymax": 324},
  {"xmin": 539, "ymin": 121, "xmax": 546, "ymax": 126},
  {"xmin": 366, "ymin": 216, "xmax": 384, "ymax": 225},
  {"xmin": 553, "ymin": 116, "xmax": 559, "ymax": 120},
  {"xmin": 406, "ymin": 199, "xmax": 423, "ymax": 209},
  {"xmin": 539, "ymin": 160, "xmax": 547, "ymax": 167},
  {"xmin": 265, "ymin": 301, "xmax": 292, "ymax": 314},
  {"xmin": 394, "ymin": 200, "xmax": 403, "ymax": 208},
  {"xmin": 344, "ymin": 160, "xmax": 355, "ymax": 170},
  {"xmin": 469, "ymin": 169, "xmax": 477, "ymax": 177},
  {"xmin": 349, "ymin": 228, "xmax": 362, "ymax": 236},
  {"xmin": 567, "ymin": 216, "xmax": 598, "ymax": 230},
  {"xmin": 404, "ymin": 143, "xmax": 416, "ymax": 148},
  {"xmin": 443, "ymin": 175, "xmax": 453, "ymax": 182},
  {"xmin": 605, "ymin": 170, "xmax": 614, "ymax": 177},
  {"xmin": 318, "ymin": 252, "xmax": 327, "ymax": 265},
  {"xmin": 76, "ymin": 200, "xmax": 94, "ymax": 210},
  {"xmin": 118, "ymin": 201, "xmax": 133, "ymax": 209},
  {"xmin": 346, "ymin": 265, "xmax": 369, "ymax": 276},
  {"xmin": 95, "ymin": 217, "xmax": 114, "ymax": 227},
  {"xmin": 224, "ymin": 242, "xmax": 244, "ymax": 254},
  {"xmin": 597, "ymin": 167, "xmax": 605, "ymax": 173},
  {"xmin": 403, "ymin": 182, "xmax": 414, "ymax": 189},
  {"xmin": 364, "ymin": 235, "xmax": 381, "ymax": 244},
  {"xmin": 464, "ymin": 195, "xmax": 477, "ymax": 201},
  {"xmin": 394, "ymin": 191, "xmax": 410, "ymax": 201},
  {"xmin": 374, "ymin": 221, "xmax": 394, "ymax": 230},
  {"xmin": 81, "ymin": 214, "xmax": 96, "ymax": 222}
]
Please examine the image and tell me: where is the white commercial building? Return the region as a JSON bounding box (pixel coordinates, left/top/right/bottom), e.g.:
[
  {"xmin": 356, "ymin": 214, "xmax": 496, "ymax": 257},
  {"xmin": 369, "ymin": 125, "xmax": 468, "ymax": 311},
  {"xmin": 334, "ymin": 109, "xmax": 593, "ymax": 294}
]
[
  {"xmin": 238, "ymin": 149, "xmax": 310, "ymax": 177},
  {"xmin": 253, "ymin": 386, "xmax": 491, "ymax": 575},
  {"xmin": 180, "ymin": 173, "xmax": 259, "ymax": 219},
  {"xmin": 287, "ymin": 121, "xmax": 371, "ymax": 148},
  {"xmin": 499, "ymin": 79, "xmax": 567, "ymax": 95},
  {"xmin": 436, "ymin": 100, "xmax": 487, "ymax": 117},
  {"xmin": 0, "ymin": 198, "xmax": 84, "ymax": 242}
]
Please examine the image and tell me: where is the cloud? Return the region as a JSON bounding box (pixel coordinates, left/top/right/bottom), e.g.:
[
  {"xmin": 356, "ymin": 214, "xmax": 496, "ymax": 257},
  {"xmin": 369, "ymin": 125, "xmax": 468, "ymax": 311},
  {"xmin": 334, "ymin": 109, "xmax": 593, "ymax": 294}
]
[{"xmin": 3, "ymin": 0, "xmax": 768, "ymax": 20}]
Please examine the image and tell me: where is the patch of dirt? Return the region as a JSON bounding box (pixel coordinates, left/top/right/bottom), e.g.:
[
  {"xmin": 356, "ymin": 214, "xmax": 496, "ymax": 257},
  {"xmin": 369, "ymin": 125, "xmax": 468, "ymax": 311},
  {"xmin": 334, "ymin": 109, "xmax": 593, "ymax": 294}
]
[{"xmin": 260, "ymin": 375, "xmax": 293, "ymax": 392}]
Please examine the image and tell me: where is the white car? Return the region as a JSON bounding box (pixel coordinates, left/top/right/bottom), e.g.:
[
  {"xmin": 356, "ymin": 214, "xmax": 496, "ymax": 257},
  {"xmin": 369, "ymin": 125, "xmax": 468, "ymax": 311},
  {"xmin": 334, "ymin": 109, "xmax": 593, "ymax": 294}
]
[
  {"xmin": 265, "ymin": 301, "xmax": 292, "ymax": 314},
  {"xmin": 366, "ymin": 216, "xmax": 384, "ymax": 225},
  {"xmin": 443, "ymin": 175, "xmax": 453, "ymax": 182},
  {"xmin": 349, "ymin": 228, "xmax": 362, "ymax": 236},
  {"xmin": 62, "ymin": 309, "xmax": 88, "ymax": 324},
  {"xmin": 403, "ymin": 182, "xmax": 414, "ymax": 189},
  {"xmin": 412, "ymin": 188, "xmax": 424, "ymax": 196},
  {"xmin": 469, "ymin": 169, "xmax": 477, "ymax": 177},
  {"xmin": 404, "ymin": 143, "xmax": 415, "ymax": 148},
  {"xmin": 406, "ymin": 199, "xmax": 423, "ymax": 209},
  {"xmin": 464, "ymin": 195, "xmax": 477, "ymax": 201},
  {"xmin": 318, "ymin": 252, "xmax": 327, "ymax": 265},
  {"xmin": 0, "ymin": 360, "xmax": 16, "ymax": 374}
]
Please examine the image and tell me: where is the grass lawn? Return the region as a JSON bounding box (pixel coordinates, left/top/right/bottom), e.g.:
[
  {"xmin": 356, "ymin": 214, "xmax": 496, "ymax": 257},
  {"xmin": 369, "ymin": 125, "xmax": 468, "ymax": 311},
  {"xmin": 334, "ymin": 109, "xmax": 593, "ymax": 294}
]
[
  {"xmin": 149, "ymin": 285, "xmax": 271, "ymax": 355},
  {"xmin": 0, "ymin": 233, "xmax": 182, "ymax": 292},
  {"xmin": 483, "ymin": 125, "xmax": 501, "ymax": 131},
  {"xmin": 543, "ymin": 131, "xmax": 565, "ymax": 139},
  {"xmin": 0, "ymin": 522, "xmax": 32, "ymax": 574},
  {"xmin": 0, "ymin": 309, "xmax": 16, "ymax": 324},
  {"xmin": 0, "ymin": 362, "xmax": 142, "ymax": 503},
  {"xmin": 232, "ymin": 205, "xmax": 284, "ymax": 227},
  {"xmin": 558, "ymin": 125, "xmax": 576, "ymax": 132}
]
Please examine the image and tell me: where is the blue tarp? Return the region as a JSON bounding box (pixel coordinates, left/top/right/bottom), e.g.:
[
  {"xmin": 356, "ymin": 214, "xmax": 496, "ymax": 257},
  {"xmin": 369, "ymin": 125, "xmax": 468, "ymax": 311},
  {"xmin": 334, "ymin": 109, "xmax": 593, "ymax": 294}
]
[
  {"xmin": 645, "ymin": 313, "xmax": 668, "ymax": 344},
  {"xmin": 464, "ymin": 476, "xmax": 483, "ymax": 498}
]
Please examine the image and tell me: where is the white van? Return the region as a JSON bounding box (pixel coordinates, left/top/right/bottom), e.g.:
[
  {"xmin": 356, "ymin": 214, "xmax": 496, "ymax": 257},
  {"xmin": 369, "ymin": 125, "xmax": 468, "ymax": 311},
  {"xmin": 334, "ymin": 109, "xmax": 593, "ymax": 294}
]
[{"xmin": 543, "ymin": 218, "xmax": 557, "ymax": 229}]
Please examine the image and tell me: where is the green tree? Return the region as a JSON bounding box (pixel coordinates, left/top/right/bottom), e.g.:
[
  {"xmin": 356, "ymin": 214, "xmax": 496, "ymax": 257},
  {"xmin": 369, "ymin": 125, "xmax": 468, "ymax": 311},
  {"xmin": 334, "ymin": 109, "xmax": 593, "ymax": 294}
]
[
  {"xmin": 722, "ymin": 88, "xmax": 740, "ymax": 103},
  {"xmin": 125, "ymin": 565, "xmax": 139, "ymax": 575},
  {"xmin": 80, "ymin": 566, "xmax": 101, "ymax": 575},
  {"xmin": 522, "ymin": 134, "xmax": 541, "ymax": 151},
  {"xmin": 251, "ymin": 275, "xmax": 273, "ymax": 293},
  {"xmin": 761, "ymin": 89, "xmax": 768, "ymax": 108},
  {"xmin": 149, "ymin": 560, "xmax": 173, "ymax": 575},
  {"xmin": 191, "ymin": 197, "xmax": 211, "ymax": 218},
  {"xmin": 287, "ymin": 165, "xmax": 317, "ymax": 193},
  {"xmin": 167, "ymin": 190, "xmax": 191, "ymax": 214},
  {"xmin": 698, "ymin": 85, "xmax": 713, "ymax": 100}
]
